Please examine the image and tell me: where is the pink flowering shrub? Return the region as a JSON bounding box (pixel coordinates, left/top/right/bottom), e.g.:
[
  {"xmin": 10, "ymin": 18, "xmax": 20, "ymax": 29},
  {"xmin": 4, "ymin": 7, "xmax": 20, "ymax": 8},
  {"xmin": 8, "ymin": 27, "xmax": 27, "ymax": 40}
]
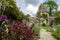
[{"xmin": 1, "ymin": 20, "xmax": 38, "ymax": 40}]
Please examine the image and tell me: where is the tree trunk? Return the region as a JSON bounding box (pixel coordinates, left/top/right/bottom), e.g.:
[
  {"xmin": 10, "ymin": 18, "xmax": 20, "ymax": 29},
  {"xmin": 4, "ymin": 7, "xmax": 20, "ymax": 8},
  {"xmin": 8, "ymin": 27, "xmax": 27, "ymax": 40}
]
[{"xmin": 49, "ymin": 6, "xmax": 52, "ymax": 16}]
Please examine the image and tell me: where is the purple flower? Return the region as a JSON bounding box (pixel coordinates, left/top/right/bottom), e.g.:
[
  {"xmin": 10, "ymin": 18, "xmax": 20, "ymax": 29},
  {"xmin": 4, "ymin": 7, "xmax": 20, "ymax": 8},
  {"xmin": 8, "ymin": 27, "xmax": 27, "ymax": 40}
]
[{"xmin": 0, "ymin": 15, "xmax": 7, "ymax": 20}]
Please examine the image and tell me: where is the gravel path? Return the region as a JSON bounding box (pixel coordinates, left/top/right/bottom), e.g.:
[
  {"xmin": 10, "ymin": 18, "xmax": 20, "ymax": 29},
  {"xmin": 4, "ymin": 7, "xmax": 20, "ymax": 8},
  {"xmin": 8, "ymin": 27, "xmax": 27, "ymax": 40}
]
[{"xmin": 39, "ymin": 29, "xmax": 56, "ymax": 40}]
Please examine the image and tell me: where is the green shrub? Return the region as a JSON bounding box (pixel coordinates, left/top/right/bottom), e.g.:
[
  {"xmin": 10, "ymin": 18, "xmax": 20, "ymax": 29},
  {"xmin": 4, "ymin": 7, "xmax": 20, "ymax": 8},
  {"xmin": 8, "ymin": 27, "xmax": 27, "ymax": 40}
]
[
  {"xmin": 33, "ymin": 24, "xmax": 40, "ymax": 34},
  {"xmin": 0, "ymin": 0, "xmax": 24, "ymax": 20},
  {"xmin": 53, "ymin": 26, "xmax": 60, "ymax": 40},
  {"xmin": 42, "ymin": 23, "xmax": 46, "ymax": 26},
  {"xmin": 33, "ymin": 23, "xmax": 40, "ymax": 40},
  {"xmin": 42, "ymin": 25, "xmax": 51, "ymax": 31}
]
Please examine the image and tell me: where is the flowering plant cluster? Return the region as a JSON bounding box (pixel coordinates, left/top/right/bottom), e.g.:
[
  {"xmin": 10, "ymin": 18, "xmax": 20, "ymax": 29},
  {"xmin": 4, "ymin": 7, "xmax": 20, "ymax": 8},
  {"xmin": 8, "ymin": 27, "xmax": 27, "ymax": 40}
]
[
  {"xmin": 0, "ymin": 15, "xmax": 8, "ymax": 40},
  {"xmin": 0, "ymin": 15, "xmax": 7, "ymax": 21},
  {"xmin": 0, "ymin": 15, "xmax": 8, "ymax": 28},
  {"xmin": 0, "ymin": 20, "xmax": 38, "ymax": 40}
]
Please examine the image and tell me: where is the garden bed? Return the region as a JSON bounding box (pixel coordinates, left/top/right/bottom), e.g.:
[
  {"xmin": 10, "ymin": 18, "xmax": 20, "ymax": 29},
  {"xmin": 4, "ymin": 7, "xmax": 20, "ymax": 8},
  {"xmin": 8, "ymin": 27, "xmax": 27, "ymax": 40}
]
[{"xmin": 0, "ymin": 16, "xmax": 40, "ymax": 40}]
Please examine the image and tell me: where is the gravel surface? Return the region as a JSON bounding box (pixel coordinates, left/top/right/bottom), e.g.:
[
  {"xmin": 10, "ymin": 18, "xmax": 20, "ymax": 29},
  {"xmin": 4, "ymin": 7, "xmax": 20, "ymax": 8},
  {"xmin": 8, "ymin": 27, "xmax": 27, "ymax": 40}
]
[{"xmin": 39, "ymin": 29, "xmax": 56, "ymax": 40}]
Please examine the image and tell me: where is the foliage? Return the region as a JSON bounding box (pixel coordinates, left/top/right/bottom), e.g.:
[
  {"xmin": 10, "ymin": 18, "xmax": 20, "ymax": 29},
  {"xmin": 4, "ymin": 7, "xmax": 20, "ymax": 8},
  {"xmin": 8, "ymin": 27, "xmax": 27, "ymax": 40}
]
[
  {"xmin": 42, "ymin": 13, "xmax": 48, "ymax": 19},
  {"xmin": 0, "ymin": 0, "xmax": 24, "ymax": 20},
  {"xmin": 45, "ymin": 0, "xmax": 58, "ymax": 16},
  {"xmin": 33, "ymin": 23, "xmax": 40, "ymax": 40},
  {"xmin": 54, "ymin": 11, "xmax": 60, "ymax": 24},
  {"xmin": 36, "ymin": 12, "xmax": 41, "ymax": 18},
  {"xmin": 33, "ymin": 23, "xmax": 40, "ymax": 35},
  {"xmin": 0, "ymin": 15, "xmax": 9, "ymax": 30},
  {"xmin": 52, "ymin": 26, "xmax": 60, "ymax": 40},
  {"xmin": 36, "ymin": 11, "xmax": 41, "ymax": 25},
  {"xmin": 37, "ymin": 0, "xmax": 58, "ymax": 16},
  {"xmin": 42, "ymin": 25, "xmax": 51, "ymax": 31},
  {"xmin": 0, "ymin": 0, "xmax": 9, "ymax": 15},
  {"xmin": 54, "ymin": 18, "xmax": 60, "ymax": 24},
  {"xmin": 0, "ymin": 20, "xmax": 39, "ymax": 40},
  {"xmin": 42, "ymin": 23, "xmax": 46, "ymax": 26},
  {"xmin": 24, "ymin": 14, "xmax": 30, "ymax": 21},
  {"xmin": 54, "ymin": 11, "xmax": 60, "ymax": 18}
]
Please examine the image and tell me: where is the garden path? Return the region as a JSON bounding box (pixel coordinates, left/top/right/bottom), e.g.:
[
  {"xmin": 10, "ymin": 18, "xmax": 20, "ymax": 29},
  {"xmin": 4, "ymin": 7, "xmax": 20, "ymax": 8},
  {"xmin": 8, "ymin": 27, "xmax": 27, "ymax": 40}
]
[{"xmin": 39, "ymin": 28, "xmax": 56, "ymax": 40}]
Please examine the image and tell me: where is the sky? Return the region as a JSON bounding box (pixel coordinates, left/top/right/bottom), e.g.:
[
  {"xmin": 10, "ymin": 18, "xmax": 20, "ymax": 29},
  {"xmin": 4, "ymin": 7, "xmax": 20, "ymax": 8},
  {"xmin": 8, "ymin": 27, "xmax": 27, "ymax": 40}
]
[{"xmin": 15, "ymin": 0, "xmax": 60, "ymax": 17}]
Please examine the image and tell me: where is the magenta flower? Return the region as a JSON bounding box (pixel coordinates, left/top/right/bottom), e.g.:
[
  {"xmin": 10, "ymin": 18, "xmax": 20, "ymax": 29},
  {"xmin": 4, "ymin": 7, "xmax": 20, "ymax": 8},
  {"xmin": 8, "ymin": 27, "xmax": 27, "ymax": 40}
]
[{"xmin": 0, "ymin": 15, "xmax": 7, "ymax": 20}]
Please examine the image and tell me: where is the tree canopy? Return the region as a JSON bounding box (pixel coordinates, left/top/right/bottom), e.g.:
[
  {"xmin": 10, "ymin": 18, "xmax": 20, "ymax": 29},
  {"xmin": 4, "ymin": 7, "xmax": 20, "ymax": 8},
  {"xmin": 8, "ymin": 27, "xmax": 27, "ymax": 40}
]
[
  {"xmin": 54, "ymin": 11, "xmax": 60, "ymax": 18},
  {"xmin": 45, "ymin": 0, "xmax": 58, "ymax": 16}
]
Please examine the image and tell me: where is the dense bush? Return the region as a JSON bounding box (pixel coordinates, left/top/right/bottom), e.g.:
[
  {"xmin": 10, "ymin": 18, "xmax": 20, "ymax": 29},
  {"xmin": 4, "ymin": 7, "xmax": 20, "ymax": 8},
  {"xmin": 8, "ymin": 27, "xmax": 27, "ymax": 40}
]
[
  {"xmin": 42, "ymin": 25, "xmax": 51, "ymax": 32},
  {"xmin": 0, "ymin": 20, "xmax": 39, "ymax": 40},
  {"xmin": 42, "ymin": 23, "xmax": 47, "ymax": 26},
  {"xmin": 33, "ymin": 23, "xmax": 40, "ymax": 35},
  {"xmin": 54, "ymin": 11, "xmax": 60, "ymax": 24},
  {"xmin": 0, "ymin": 0, "xmax": 24, "ymax": 20},
  {"xmin": 0, "ymin": 0, "xmax": 40, "ymax": 40},
  {"xmin": 53, "ymin": 26, "xmax": 60, "ymax": 40}
]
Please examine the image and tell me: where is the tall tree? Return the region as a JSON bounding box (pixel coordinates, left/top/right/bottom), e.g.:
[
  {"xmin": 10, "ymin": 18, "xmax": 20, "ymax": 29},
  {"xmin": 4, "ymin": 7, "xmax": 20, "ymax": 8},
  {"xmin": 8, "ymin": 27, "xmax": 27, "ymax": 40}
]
[{"xmin": 45, "ymin": 0, "xmax": 58, "ymax": 16}]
